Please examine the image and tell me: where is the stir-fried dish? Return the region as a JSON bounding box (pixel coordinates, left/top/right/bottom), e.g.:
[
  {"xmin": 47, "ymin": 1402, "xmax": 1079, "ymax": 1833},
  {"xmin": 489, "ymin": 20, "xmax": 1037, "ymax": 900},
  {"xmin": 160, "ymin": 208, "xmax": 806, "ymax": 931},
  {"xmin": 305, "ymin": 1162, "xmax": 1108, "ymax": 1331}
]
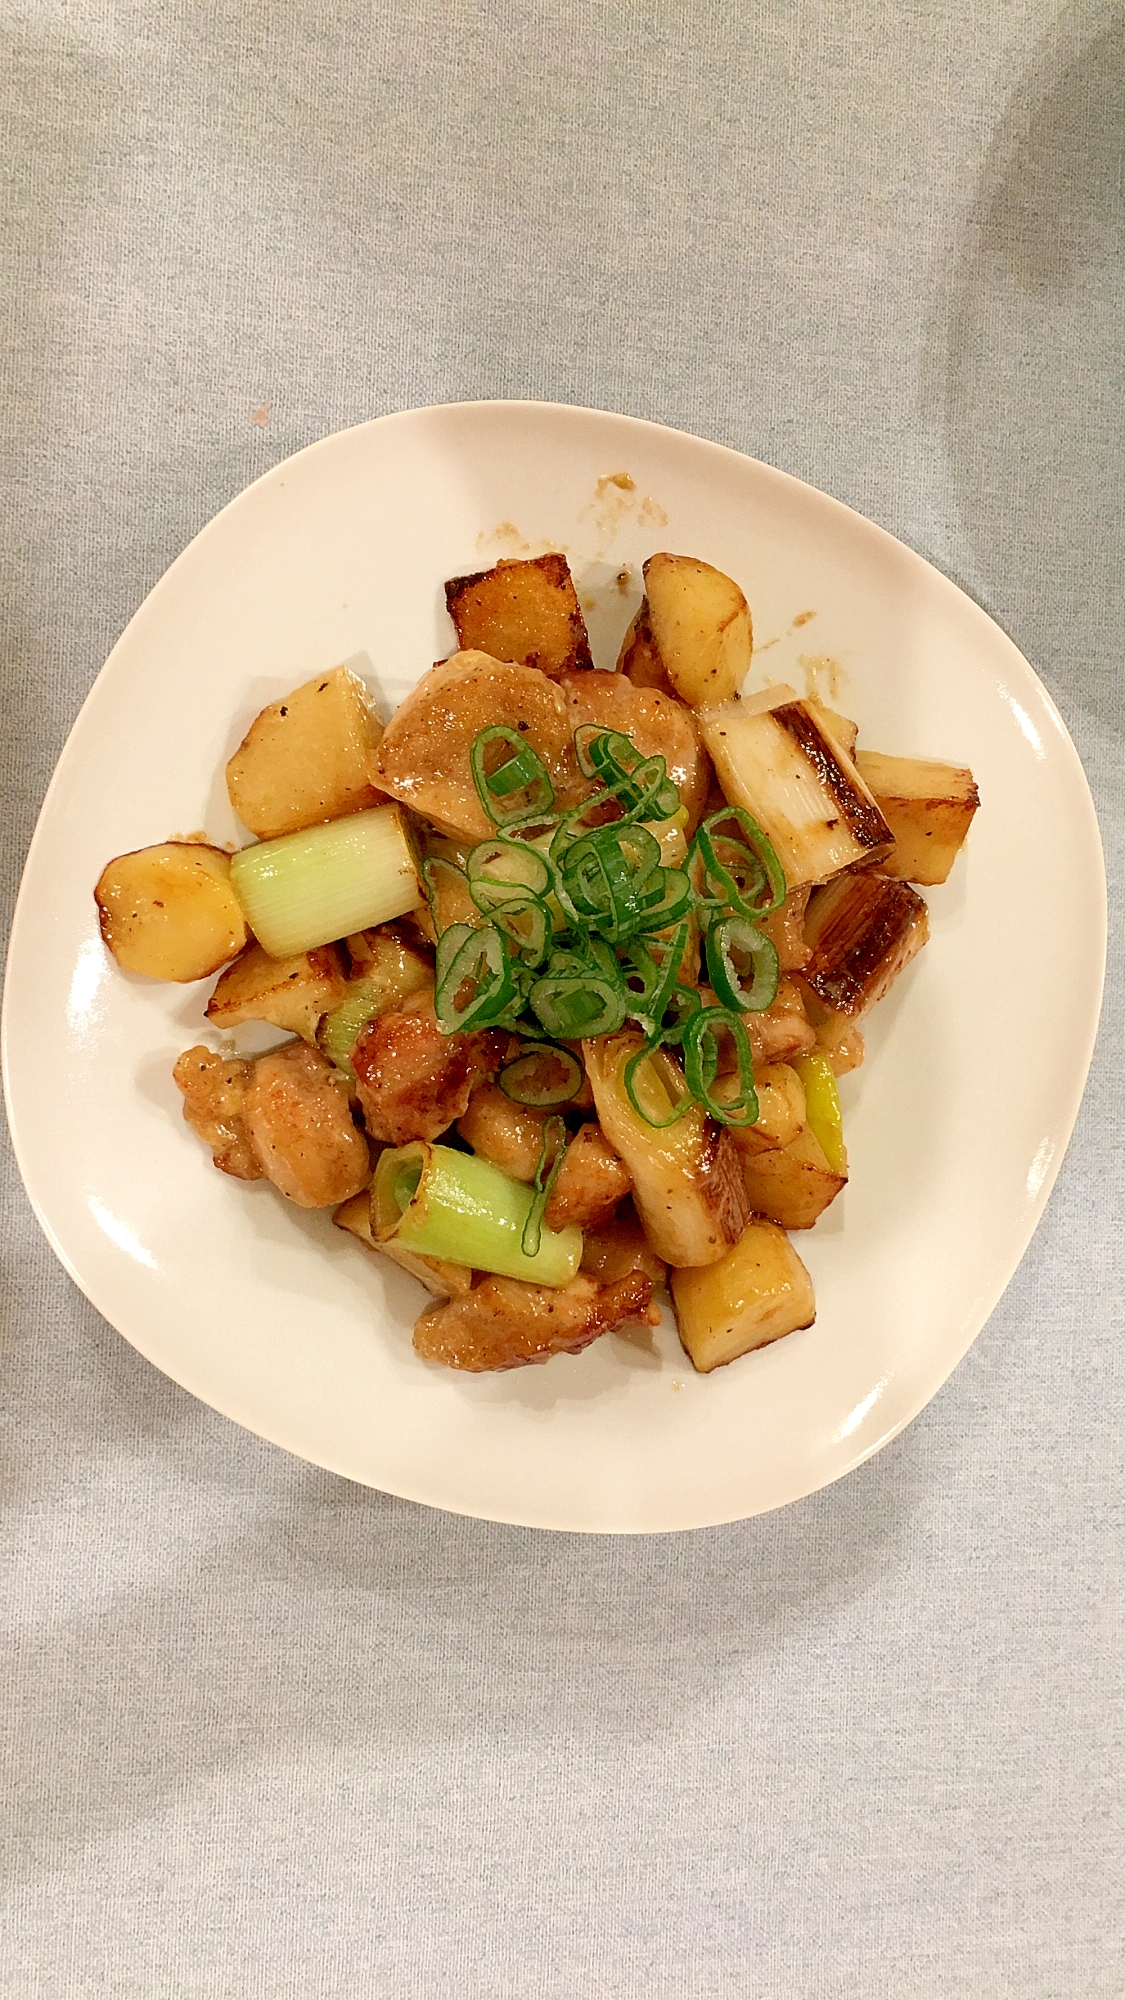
[{"xmin": 95, "ymin": 550, "xmax": 979, "ymax": 1373}]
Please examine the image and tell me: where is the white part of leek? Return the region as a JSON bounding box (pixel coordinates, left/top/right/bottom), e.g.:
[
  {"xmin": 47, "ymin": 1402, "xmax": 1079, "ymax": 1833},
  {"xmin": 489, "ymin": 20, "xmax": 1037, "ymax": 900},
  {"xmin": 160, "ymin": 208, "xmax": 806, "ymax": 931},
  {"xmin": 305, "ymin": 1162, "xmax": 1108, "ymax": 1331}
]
[{"xmin": 230, "ymin": 806, "xmax": 422, "ymax": 959}]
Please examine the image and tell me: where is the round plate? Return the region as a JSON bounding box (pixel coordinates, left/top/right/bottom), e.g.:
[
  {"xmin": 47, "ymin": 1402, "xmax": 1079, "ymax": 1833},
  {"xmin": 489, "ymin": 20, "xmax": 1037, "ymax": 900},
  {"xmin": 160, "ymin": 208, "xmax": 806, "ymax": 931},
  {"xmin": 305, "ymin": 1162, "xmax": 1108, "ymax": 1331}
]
[{"xmin": 1, "ymin": 402, "xmax": 1106, "ymax": 1530}]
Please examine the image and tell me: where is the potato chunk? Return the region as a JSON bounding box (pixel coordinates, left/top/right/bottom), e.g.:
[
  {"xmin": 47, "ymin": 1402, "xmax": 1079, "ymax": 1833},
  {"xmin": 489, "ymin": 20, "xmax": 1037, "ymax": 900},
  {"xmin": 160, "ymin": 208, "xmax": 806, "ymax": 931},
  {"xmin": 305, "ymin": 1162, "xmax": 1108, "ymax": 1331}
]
[
  {"xmin": 444, "ymin": 553, "xmax": 594, "ymax": 678},
  {"xmin": 95, "ymin": 843, "xmax": 247, "ymax": 982},
  {"xmin": 738, "ymin": 1126, "xmax": 846, "ymax": 1230},
  {"xmin": 671, "ymin": 1222, "xmax": 815, "ymax": 1371},
  {"xmin": 242, "ymin": 1041, "xmax": 370, "ymax": 1208},
  {"xmin": 372, "ymin": 652, "xmax": 589, "ymax": 842},
  {"xmin": 802, "ymin": 871, "xmax": 929, "ymax": 1018},
  {"xmin": 333, "ymin": 1191, "xmax": 472, "ymax": 1299},
  {"xmin": 226, "ymin": 667, "xmax": 387, "ymax": 839},
  {"xmin": 643, "ymin": 553, "xmax": 753, "ymax": 707},
  {"xmin": 855, "ymin": 751, "xmax": 980, "ymax": 885},
  {"xmin": 730, "ymin": 1063, "xmax": 807, "ymax": 1158},
  {"xmin": 206, "ymin": 941, "xmax": 349, "ymax": 1041}
]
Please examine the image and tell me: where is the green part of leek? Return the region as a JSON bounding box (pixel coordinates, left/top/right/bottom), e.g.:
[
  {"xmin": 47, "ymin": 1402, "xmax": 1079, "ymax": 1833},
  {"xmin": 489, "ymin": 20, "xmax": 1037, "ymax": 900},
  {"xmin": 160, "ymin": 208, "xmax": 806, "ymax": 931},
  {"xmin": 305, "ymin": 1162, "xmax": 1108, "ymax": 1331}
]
[
  {"xmin": 372, "ymin": 1142, "xmax": 582, "ymax": 1288},
  {"xmin": 318, "ymin": 981, "xmax": 385, "ymax": 1079},
  {"xmin": 230, "ymin": 806, "xmax": 421, "ymax": 959}
]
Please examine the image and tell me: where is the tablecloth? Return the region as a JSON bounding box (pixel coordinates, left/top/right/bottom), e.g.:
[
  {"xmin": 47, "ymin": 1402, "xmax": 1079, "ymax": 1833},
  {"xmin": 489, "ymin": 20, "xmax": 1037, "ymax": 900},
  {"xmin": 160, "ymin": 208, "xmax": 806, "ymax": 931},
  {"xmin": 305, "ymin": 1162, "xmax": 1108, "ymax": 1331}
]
[{"xmin": 2, "ymin": 3, "xmax": 1122, "ymax": 1994}]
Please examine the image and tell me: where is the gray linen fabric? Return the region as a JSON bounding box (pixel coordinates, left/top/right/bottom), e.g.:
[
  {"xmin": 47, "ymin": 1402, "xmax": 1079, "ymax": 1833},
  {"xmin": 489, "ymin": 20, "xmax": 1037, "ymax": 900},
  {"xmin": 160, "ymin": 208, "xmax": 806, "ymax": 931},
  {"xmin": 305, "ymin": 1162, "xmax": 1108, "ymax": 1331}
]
[{"xmin": 2, "ymin": 2, "xmax": 1122, "ymax": 1994}]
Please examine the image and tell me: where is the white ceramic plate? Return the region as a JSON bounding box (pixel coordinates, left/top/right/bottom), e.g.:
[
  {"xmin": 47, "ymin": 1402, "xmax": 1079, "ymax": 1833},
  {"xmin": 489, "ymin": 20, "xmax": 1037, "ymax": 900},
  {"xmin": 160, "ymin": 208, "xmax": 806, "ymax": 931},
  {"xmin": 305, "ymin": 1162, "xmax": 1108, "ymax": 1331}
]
[{"xmin": 2, "ymin": 402, "xmax": 1106, "ymax": 1530}]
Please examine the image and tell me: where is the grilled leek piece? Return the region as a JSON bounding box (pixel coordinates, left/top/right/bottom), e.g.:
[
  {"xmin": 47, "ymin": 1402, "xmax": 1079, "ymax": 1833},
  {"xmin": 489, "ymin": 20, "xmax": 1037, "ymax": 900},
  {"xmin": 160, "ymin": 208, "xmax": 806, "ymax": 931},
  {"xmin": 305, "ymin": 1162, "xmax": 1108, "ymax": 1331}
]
[
  {"xmin": 697, "ymin": 696, "xmax": 893, "ymax": 888},
  {"xmin": 730, "ymin": 1062, "xmax": 807, "ymax": 1158},
  {"xmin": 671, "ymin": 1220, "xmax": 816, "ymax": 1371},
  {"xmin": 855, "ymin": 751, "xmax": 979, "ymax": 885},
  {"xmin": 333, "ymin": 1190, "xmax": 473, "ymax": 1299},
  {"xmin": 802, "ymin": 871, "xmax": 929, "ymax": 1018},
  {"xmin": 583, "ymin": 1034, "xmax": 750, "ymax": 1268}
]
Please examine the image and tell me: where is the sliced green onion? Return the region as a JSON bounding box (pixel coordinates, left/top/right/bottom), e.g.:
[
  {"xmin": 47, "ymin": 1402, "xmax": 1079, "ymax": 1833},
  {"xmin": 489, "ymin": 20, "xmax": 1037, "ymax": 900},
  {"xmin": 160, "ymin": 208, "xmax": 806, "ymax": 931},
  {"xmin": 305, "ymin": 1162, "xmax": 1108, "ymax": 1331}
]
[
  {"xmin": 682, "ymin": 1007, "xmax": 759, "ymax": 1126},
  {"xmin": 574, "ymin": 727, "xmax": 680, "ymax": 820},
  {"xmin": 521, "ymin": 1114, "xmax": 569, "ymax": 1257},
  {"xmin": 558, "ymin": 823, "xmax": 663, "ymax": 942},
  {"xmin": 636, "ymin": 865, "xmax": 694, "ymax": 931},
  {"xmin": 467, "ymin": 836, "xmax": 553, "ymax": 908},
  {"xmin": 793, "ymin": 1052, "xmax": 847, "ymax": 1173},
  {"xmin": 688, "ymin": 806, "xmax": 786, "ymax": 924},
  {"xmin": 499, "ymin": 1044, "xmax": 584, "ymax": 1108},
  {"xmin": 470, "ymin": 727, "xmax": 555, "ymax": 827},
  {"xmin": 620, "ymin": 921, "xmax": 690, "ymax": 1038},
  {"xmin": 434, "ymin": 921, "xmax": 514, "ymax": 1031},
  {"xmin": 230, "ymin": 805, "xmax": 421, "ymax": 959},
  {"xmin": 704, "ymin": 915, "xmax": 780, "ymax": 1014},
  {"xmin": 530, "ymin": 949, "xmax": 627, "ymax": 1039},
  {"xmin": 372, "ymin": 1141, "xmax": 582, "ymax": 1286},
  {"xmin": 490, "ymin": 896, "xmax": 550, "ymax": 965}
]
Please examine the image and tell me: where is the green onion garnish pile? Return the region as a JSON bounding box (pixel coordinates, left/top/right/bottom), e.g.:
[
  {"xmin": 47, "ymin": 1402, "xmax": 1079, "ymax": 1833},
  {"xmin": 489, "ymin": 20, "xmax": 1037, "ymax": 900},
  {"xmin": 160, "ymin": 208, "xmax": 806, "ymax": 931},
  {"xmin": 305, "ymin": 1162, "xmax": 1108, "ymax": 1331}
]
[{"xmin": 427, "ymin": 724, "xmax": 787, "ymax": 1128}]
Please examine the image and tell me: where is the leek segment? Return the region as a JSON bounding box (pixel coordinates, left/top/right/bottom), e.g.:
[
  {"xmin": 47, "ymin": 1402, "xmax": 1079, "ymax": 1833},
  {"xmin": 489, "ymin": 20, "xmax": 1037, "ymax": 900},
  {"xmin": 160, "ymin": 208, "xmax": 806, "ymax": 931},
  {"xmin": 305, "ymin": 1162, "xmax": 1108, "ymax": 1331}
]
[
  {"xmin": 372, "ymin": 1142, "xmax": 583, "ymax": 1288},
  {"xmin": 230, "ymin": 805, "xmax": 421, "ymax": 959},
  {"xmin": 792, "ymin": 1053, "xmax": 846, "ymax": 1174}
]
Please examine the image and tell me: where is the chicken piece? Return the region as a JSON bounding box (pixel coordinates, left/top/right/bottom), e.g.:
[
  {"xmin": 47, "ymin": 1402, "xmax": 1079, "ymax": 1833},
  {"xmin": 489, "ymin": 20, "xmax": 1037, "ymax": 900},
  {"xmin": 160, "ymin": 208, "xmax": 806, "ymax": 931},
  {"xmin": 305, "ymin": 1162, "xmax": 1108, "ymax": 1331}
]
[
  {"xmin": 371, "ymin": 652, "xmax": 590, "ymax": 841},
  {"xmin": 545, "ymin": 1123, "xmax": 632, "ymax": 1232},
  {"xmin": 413, "ymin": 1270, "xmax": 657, "ymax": 1371},
  {"xmin": 353, "ymin": 989, "xmax": 503, "ymax": 1144},
  {"xmin": 756, "ymin": 887, "xmax": 812, "ymax": 972},
  {"xmin": 242, "ymin": 1042, "xmax": 370, "ymax": 1209},
  {"xmin": 173, "ymin": 1046, "xmax": 264, "ymax": 1182},
  {"xmin": 743, "ymin": 977, "xmax": 817, "ymax": 1067},
  {"xmin": 557, "ymin": 668, "xmax": 711, "ymax": 833},
  {"xmin": 457, "ymin": 1081, "xmax": 547, "ymax": 1180},
  {"xmin": 457, "ymin": 1088, "xmax": 631, "ymax": 1231},
  {"xmin": 580, "ymin": 1204, "xmax": 667, "ymax": 1287}
]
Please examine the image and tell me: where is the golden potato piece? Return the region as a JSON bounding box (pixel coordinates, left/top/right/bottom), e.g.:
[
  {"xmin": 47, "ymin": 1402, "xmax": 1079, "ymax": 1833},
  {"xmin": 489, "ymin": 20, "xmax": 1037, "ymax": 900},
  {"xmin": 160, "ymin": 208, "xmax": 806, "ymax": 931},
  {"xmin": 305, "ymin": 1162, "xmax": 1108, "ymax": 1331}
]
[
  {"xmin": 643, "ymin": 553, "xmax": 753, "ymax": 708},
  {"xmin": 855, "ymin": 751, "xmax": 980, "ymax": 886},
  {"xmin": 95, "ymin": 843, "xmax": 246, "ymax": 982},
  {"xmin": 738, "ymin": 1126, "xmax": 846, "ymax": 1230},
  {"xmin": 207, "ymin": 941, "xmax": 349, "ymax": 1041},
  {"xmin": 226, "ymin": 667, "xmax": 387, "ymax": 839},
  {"xmin": 444, "ymin": 553, "xmax": 593, "ymax": 679},
  {"xmin": 671, "ymin": 1221, "xmax": 815, "ymax": 1372}
]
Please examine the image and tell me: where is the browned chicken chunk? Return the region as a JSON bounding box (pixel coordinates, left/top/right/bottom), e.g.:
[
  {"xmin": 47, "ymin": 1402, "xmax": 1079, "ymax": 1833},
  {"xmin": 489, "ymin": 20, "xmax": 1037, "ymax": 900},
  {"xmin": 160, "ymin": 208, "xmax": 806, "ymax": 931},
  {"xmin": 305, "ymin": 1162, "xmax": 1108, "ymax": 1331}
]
[
  {"xmin": 457, "ymin": 1081, "xmax": 547, "ymax": 1179},
  {"xmin": 173, "ymin": 1046, "xmax": 263, "ymax": 1182},
  {"xmin": 353, "ymin": 989, "xmax": 503, "ymax": 1145},
  {"xmin": 242, "ymin": 1042, "xmax": 370, "ymax": 1209},
  {"xmin": 557, "ymin": 668, "xmax": 712, "ymax": 833},
  {"xmin": 545, "ymin": 1123, "xmax": 632, "ymax": 1231},
  {"xmin": 413, "ymin": 1270, "xmax": 657, "ymax": 1371}
]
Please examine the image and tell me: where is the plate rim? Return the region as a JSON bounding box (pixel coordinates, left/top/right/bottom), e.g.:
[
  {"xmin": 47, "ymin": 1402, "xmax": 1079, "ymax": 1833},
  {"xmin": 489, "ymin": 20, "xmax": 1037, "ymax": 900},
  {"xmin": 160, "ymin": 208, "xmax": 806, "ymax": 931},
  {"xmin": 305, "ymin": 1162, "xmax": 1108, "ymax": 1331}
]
[{"xmin": 1, "ymin": 398, "xmax": 1109, "ymax": 1530}]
